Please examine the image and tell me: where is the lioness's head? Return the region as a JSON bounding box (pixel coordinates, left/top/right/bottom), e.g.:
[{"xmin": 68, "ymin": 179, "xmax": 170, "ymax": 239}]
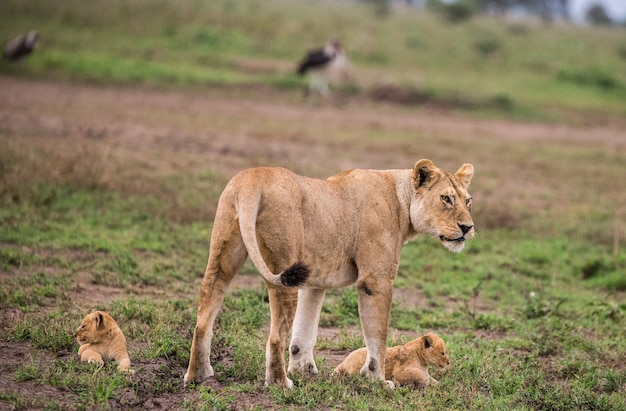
[
  {"xmin": 74, "ymin": 310, "xmax": 115, "ymax": 346},
  {"xmin": 410, "ymin": 159, "xmax": 474, "ymax": 253},
  {"xmin": 421, "ymin": 332, "xmax": 450, "ymax": 370}
]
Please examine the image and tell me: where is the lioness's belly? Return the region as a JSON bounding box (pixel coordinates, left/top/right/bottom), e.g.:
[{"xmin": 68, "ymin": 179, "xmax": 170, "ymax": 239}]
[{"xmin": 304, "ymin": 262, "xmax": 358, "ymax": 289}]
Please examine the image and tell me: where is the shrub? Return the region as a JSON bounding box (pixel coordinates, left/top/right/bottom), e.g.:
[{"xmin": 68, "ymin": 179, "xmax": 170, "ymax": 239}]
[
  {"xmin": 428, "ymin": 0, "xmax": 475, "ymax": 23},
  {"xmin": 556, "ymin": 68, "xmax": 623, "ymax": 91},
  {"xmin": 475, "ymin": 35, "xmax": 502, "ymax": 57}
]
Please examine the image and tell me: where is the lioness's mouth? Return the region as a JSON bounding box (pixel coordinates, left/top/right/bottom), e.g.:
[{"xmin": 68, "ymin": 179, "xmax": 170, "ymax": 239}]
[{"xmin": 439, "ymin": 235, "xmax": 465, "ymax": 243}]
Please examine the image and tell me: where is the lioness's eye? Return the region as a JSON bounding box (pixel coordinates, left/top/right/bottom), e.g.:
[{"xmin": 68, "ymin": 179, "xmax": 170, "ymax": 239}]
[
  {"xmin": 465, "ymin": 198, "xmax": 472, "ymax": 209},
  {"xmin": 441, "ymin": 195, "xmax": 452, "ymax": 205}
]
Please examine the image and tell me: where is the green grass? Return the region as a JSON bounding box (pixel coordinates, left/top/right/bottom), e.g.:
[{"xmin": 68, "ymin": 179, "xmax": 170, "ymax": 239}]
[
  {"xmin": 1, "ymin": 111, "xmax": 624, "ymax": 409},
  {"xmin": 1, "ymin": 0, "xmax": 625, "ymax": 122},
  {"xmin": 1, "ymin": 186, "xmax": 624, "ymax": 409}
]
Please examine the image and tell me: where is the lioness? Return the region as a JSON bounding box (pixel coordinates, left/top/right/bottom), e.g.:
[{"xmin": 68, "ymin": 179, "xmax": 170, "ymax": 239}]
[
  {"xmin": 185, "ymin": 159, "xmax": 474, "ymax": 388},
  {"xmin": 74, "ymin": 310, "xmax": 132, "ymax": 373},
  {"xmin": 335, "ymin": 332, "xmax": 450, "ymax": 388}
]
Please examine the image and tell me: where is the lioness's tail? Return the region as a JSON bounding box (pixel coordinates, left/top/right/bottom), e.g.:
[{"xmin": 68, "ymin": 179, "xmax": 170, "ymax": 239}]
[
  {"xmin": 235, "ymin": 187, "xmax": 309, "ymax": 288},
  {"xmin": 280, "ymin": 262, "xmax": 310, "ymax": 287}
]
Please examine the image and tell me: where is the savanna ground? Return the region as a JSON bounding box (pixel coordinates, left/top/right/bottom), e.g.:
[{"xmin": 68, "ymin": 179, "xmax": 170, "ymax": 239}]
[
  {"xmin": 1, "ymin": 0, "xmax": 626, "ymax": 409},
  {"xmin": 1, "ymin": 74, "xmax": 625, "ymax": 410}
]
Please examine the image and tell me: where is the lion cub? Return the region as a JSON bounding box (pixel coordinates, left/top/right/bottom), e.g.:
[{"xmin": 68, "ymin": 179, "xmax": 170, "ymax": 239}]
[
  {"xmin": 74, "ymin": 310, "xmax": 132, "ymax": 373},
  {"xmin": 335, "ymin": 332, "xmax": 449, "ymax": 388}
]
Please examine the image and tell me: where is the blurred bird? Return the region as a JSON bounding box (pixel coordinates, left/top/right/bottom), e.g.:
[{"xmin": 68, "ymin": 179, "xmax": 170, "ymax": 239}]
[
  {"xmin": 3, "ymin": 31, "xmax": 39, "ymax": 61},
  {"xmin": 296, "ymin": 39, "xmax": 346, "ymax": 98}
]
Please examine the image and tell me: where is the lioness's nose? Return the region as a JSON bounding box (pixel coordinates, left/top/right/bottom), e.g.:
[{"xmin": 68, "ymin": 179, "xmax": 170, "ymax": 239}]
[{"xmin": 458, "ymin": 223, "xmax": 473, "ymax": 234}]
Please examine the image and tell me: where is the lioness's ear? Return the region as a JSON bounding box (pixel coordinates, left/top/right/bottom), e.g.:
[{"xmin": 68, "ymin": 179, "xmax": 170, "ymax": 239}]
[
  {"xmin": 424, "ymin": 334, "xmax": 433, "ymax": 349},
  {"xmin": 412, "ymin": 159, "xmax": 437, "ymax": 190},
  {"xmin": 455, "ymin": 163, "xmax": 474, "ymax": 189}
]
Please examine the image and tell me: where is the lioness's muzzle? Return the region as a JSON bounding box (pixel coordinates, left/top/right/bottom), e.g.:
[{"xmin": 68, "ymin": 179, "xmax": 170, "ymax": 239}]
[{"xmin": 439, "ymin": 235, "xmax": 465, "ymax": 243}]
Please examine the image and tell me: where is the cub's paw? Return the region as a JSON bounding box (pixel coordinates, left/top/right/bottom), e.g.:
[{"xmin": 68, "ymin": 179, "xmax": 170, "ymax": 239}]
[
  {"xmin": 119, "ymin": 366, "xmax": 135, "ymax": 375},
  {"xmin": 87, "ymin": 358, "xmax": 105, "ymax": 366}
]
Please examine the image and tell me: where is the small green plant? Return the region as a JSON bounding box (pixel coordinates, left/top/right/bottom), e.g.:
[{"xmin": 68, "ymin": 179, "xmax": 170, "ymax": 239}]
[
  {"xmin": 580, "ymin": 258, "xmax": 612, "ymax": 278},
  {"xmin": 588, "ymin": 300, "xmax": 626, "ymax": 321},
  {"xmin": 11, "ymin": 311, "xmax": 76, "ymax": 352},
  {"xmin": 472, "ymin": 313, "xmax": 512, "ymax": 331},
  {"xmin": 195, "ymin": 385, "xmax": 234, "ymax": 410},
  {"xmin": 0, "ymin": 248, "xmax": 33, "ymax": 270},
  {"xmin": 101, "ymin": 253, "xmax": 140, "ymax": 285},
  {"xmin": 520, "ymin": 291, "xmax": 565, "ymax": 319},
  {"xmin": 12, "ymin": 362, "xmax": 40, "ymax": 382}
]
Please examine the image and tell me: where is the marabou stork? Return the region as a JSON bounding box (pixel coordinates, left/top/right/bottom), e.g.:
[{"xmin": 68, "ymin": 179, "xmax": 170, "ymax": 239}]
[{"xmin": 296, "ymin": 39, "xmax": 346, "ymax": 97}]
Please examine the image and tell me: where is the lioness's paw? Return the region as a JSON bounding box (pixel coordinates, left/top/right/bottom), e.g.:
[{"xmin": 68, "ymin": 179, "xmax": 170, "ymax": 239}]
[
  {"xmin": 184, "ymin": 364, "xmax": 215, "ymax": 385},
  {"xmin": 359, "ymin": 364, "xmax": 383, "ymax": 381},
  {"xmin": 264, "ymin": 377, "xmax": 294, "ymax": 390},
  {"xmin": 287, "ymin": 359, "xmax": 319, "ymax": 375},
  {"xmin": 385, "ymin": 380, "xmax": 395, "ymax": 389}
]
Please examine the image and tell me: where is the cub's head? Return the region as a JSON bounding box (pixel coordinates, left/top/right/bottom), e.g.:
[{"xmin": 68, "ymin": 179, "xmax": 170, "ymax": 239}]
[
  {"xmin": 420, "ymin": 332, "xmax": 450, "ymax": 369},
  {"xmin": 410, "ymin": 159, "xmax": 475, "ymax": 253},
  {"xmin": 74, "ymin": 310, "xmax": 115, "ymax": 346}
]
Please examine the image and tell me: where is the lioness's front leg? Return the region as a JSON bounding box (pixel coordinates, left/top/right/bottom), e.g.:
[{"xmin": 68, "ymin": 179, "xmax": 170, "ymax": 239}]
[
  {"xmin": 265, "ymin": 284, "xmax": 299, "ymax": 388},
  {"xmin": 185, "ymin": 241, "xmax": 246, "ymax": 385},
  {"xmin": 288, "ymin": 288, "xmax": 326, "ymax": 376},
  {"xmin": 356, "ymin": 275, "xmax": 393, "ymax": 382}
]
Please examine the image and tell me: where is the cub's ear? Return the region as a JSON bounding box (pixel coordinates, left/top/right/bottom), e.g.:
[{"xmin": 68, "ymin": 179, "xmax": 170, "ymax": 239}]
[
  {"xmin": 455, "ymin": 163, "xmax": 474, "ymax": 189},
  {"xmin": 412, "ymin": 159, "xmax": 438, "ymax": 190},
  {"xmin": 423, "ymin": 334, "xmax": 433, "ymax": 349},
  {"xmin": 95, "ymin": 311, "xmax": 105, "ymax": 329}
]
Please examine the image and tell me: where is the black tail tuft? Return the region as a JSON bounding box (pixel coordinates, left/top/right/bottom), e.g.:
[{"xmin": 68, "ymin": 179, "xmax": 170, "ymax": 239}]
[{"xmin": 280, "ymin": 262, "xmax": 310, "ymax": 287}]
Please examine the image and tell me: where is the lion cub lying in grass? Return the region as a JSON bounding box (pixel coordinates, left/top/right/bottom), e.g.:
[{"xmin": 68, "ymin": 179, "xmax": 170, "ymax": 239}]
[
  {"xmin": 335, "ymin": 332, "xmax": 449, "ymax": 388},
  {"xmin": 74, "ymin": 310, "xmax": 132, "ymax": 373}
]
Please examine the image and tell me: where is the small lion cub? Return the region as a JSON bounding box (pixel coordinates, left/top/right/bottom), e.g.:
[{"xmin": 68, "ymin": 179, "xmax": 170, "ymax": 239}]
[
  {"xmin": 74, "ymin": 310, "xmax": 132, "ymax": 373},
  {"xmin": 335, "ymin": 332, "xmax": 449, "ymax": 388}
]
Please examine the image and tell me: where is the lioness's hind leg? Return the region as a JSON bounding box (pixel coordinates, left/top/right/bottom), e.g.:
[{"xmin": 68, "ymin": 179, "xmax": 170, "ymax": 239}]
[
  {"xmin": 185, "ymin": 240, "xmax": 247, "ymax": 385},
  {"xmin": 288, "ymin": 288, "xmax": 326, "ymax": 376},
  {"xmin": 265, "ymin": 284, "xmax": 298, "ymax": 388}
]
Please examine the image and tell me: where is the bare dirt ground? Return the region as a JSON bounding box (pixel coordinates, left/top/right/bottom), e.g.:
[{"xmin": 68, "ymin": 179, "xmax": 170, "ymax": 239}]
[
  {"xmin": 2, "ymin": 75, "xmax": 624, "ymax": 226},
  {"xmin": 1, "ymin": 75, "xmax": 625, "ymax": 409}
]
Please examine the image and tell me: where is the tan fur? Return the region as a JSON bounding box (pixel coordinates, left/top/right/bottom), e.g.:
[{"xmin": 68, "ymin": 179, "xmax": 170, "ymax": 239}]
[
  {"xmin": 185, "ymin": 160, "xmax": 474, "ymax": 388},
  {"xmin": 75, "ymin": 310, "xmax": 132, "ymax": 373},
  {"xmin": 335, "ymin": 332, "xmax": 450, "ymax": 388}
]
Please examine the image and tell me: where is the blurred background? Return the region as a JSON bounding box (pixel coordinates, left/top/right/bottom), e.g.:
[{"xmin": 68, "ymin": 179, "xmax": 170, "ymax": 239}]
[{"xmin": 1, "ymin": 0, "xmax": 625, "ymax": 121}]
